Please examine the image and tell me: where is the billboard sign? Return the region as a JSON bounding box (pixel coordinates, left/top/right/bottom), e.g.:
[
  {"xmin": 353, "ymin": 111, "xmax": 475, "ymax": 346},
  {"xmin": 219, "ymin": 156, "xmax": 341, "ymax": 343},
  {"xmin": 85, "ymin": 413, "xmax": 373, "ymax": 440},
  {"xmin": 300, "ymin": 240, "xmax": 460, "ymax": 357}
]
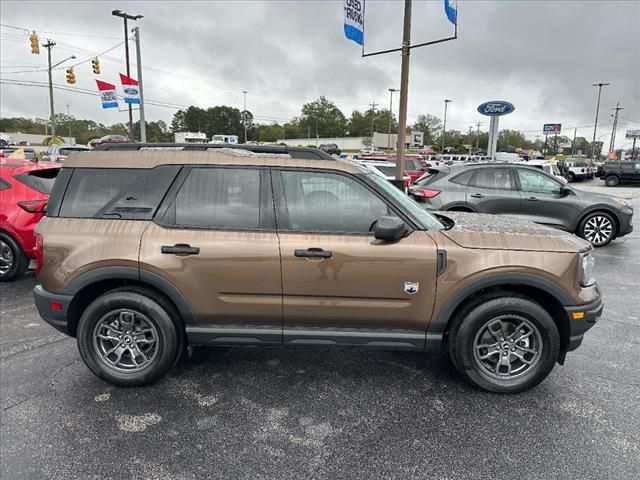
[
  {"xmin": 626, "ymin": 129, "xmax": 640, "ymax": 139},
  {"xmin": 477, "ymin": 101, "xmax": 515, "ymax": 116},
  {"xmin": 543, "ymin": 123, "xmax": 562, "ymax": 135}
]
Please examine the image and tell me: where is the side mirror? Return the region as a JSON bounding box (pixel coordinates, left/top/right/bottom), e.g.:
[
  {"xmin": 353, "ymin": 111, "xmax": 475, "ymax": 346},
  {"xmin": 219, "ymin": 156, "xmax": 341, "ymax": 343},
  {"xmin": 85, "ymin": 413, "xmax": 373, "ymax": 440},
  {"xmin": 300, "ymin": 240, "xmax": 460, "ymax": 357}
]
[{"xmin": 373, "ymin": 216, "xmax": 406, "ymax": 241}]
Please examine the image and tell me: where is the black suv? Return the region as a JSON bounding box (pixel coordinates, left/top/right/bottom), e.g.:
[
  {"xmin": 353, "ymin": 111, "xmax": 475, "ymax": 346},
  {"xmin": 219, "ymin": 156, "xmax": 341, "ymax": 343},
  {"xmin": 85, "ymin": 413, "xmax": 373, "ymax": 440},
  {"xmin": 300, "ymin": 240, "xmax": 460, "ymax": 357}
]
[
  {"xmin": 318, "ymin": 144, "xmax": 341, "ymax": 156},
  {"xmin": 409, "ymin": 163, "xmax": 634, "ymax": 247},
  {"xmin": 600, "ymin": 160, "xmax": 640, "ymax": 186}
]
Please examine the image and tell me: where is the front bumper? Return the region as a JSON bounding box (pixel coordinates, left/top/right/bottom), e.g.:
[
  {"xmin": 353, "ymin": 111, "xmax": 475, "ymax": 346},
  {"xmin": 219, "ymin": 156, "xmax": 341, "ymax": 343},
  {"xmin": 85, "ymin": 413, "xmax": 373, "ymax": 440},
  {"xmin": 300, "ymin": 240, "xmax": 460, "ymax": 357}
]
[
  {"xmin": 33, "ymin": 285, "xmax": 74, "ymax": 337},
  {"xmin": 564, "ymin": 297, "xmax": 604, "ymax": 352},
  {"xmin": 617, "ymin": 208, "xmax": 634, "ymax": 238}
]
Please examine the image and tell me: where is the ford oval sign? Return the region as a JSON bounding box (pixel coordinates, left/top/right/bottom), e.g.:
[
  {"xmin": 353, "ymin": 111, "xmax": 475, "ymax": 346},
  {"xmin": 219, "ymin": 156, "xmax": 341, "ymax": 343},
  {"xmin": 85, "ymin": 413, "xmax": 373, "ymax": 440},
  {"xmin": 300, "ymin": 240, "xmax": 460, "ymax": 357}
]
[{"xmin": 477, "ymin": 101, "xmax": 515, "ymax": 117}]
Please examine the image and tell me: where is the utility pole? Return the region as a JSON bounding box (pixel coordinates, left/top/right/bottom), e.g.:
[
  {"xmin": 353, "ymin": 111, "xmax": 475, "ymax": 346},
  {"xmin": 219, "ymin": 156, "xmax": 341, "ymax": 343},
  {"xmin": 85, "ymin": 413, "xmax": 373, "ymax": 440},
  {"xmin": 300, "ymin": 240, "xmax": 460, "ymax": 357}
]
[
  {"xmin": 66, "ymin": 105, "xmax": 72, "ymax": 142},
  {"xmin": 571, "ymin": 127, "xmax": 577, "ymax": 155},
  {"xmin": 387, "ymin": 89, "xmax": 398, "ymax": 150},
  {"xmin": 609, "ymin": 102, "xmax": 623, "ymax": 153},
  {"xmin": 44, "ymin": 40, "xmax": 56, "ymax": 140},
  {"xmin": 394, "ymin": 0, "xmax": 412, "ymax": 185},
  {"xmin": 133, "ymin": 26, "xmax": 146, "ymax": 142},
  {"xmin": 112, "ymin": 10, "xmax": 143, "ymax": 139},
  {"xmin": 591, "ymin": 82, "xmax": 610, "ymax": 159},
  {"xmin": 369, "ymin": 101, "xmax": 378, "ymax": 141},
  {"xmin": 315, "ymin": 118, "xmax": 319, "ymax": 146},
  {"xmin": 242, "ymin": 90, "xmax": 248, "ymax": 144},
  {"xmin": 307, "ymin": 126, "xmax": 311, "ymax": 144},
  {"xmin": 475, "ymin": 121, "xmax": 482, "ymax": 150},
  {"xmin": 441, "ymin": 99, "xmax": 452, "ymax": 153}
]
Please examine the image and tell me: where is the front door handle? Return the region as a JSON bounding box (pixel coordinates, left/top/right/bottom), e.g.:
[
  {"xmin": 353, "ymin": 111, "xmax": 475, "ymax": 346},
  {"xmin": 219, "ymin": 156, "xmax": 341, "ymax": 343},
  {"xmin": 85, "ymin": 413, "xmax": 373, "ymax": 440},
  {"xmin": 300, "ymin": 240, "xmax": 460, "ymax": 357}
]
[
  {"xmin": 470, "ymin": 193, "xmax": 484, "ymax": 198},
  {"xmin": 161, "ymin": 244, "xmax": 200, "ymax": 255},
  {"xmin": 294, "ymin": 249, "xmax": 332, "ymax": 259},
  {"xmin": 525, "ymin": 196, "xmax": 538, "ymax": 201}
]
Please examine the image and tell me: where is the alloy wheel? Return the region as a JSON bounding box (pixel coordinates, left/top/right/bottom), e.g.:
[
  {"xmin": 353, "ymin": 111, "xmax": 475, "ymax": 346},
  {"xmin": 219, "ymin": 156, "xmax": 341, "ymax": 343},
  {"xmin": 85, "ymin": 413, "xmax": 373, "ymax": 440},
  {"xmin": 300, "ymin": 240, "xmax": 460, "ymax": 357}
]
[
  {"xmin": 92, "ymin": 309, "xmax": 159, "ymax": 373},
  {"xmin": 473, "ymin": 315, "xmax": 542, "ymax": 380},
  {"xmin": 0, "ymin": 240, "xmax": 14, "ymax": 276},
  {"xmin": 583, "ymin": 215, "xmax": 613, "ymax": 246}
]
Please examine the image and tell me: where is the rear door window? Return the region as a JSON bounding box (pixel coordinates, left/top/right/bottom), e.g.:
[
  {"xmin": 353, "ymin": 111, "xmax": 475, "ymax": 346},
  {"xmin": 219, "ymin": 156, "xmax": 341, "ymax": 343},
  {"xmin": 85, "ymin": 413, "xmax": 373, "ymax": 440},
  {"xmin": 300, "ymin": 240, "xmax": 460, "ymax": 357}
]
[
  {"xmin": 470, "ymin": 168, "xmax": 514, "ymax": 190},
  {"xmin": 58, "ymin": 166, "xmax": 180, "ymax": 219},
  {"xmin": 14, "ymin": 168, "xmax": 59, "ymax": 194}
]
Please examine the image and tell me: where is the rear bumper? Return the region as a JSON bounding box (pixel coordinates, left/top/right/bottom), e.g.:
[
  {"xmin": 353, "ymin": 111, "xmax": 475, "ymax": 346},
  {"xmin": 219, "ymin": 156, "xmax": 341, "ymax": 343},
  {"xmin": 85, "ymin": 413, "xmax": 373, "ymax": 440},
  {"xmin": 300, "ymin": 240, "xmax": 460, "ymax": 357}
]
[
  {"xmin": 564, "ymin": 297, "xmax": 604, "ymax": 351},
  {"xmin": 33, "ymin": 285, "xmax": 74, "ymax": 337}
]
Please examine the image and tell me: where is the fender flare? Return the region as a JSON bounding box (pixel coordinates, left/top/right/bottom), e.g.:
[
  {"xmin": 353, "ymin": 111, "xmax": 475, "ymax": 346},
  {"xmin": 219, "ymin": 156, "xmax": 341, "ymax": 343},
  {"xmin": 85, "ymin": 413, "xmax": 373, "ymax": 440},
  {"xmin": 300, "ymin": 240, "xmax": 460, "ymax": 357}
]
[
  {"xmin": 429, "ymin": 272, "xmax": 574, "ymax": 336},
  {"xmin": 64, "ymin": 266, "xmax": 197, "ymax": 325}
]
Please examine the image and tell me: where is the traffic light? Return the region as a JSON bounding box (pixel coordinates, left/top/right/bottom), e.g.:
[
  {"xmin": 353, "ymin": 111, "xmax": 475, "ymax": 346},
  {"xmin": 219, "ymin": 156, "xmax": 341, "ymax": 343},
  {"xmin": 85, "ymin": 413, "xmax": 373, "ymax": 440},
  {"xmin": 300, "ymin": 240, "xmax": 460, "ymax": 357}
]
[
  {"xmin": 30, "ymin": 31, "xmax": 39, "ymax": 54},
  {"xmin": 91, "ymin": 58, "xmax": 100, "ymax": 75},
  {"xmin": 66, "ymin": 68, "xmax": 76, "ymax": 84}
]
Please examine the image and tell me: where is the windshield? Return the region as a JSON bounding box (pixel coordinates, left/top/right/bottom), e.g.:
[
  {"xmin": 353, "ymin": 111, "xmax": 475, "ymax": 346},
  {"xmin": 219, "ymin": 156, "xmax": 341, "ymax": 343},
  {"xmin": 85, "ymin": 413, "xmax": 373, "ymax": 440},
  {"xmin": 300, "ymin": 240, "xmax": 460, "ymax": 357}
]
[
  {"xmin": 367, "ymin": 173, "xmax": 443, "ymax": 230},
  {"xmin": 405, "ymin": 159, "xmax": 422, "ymax": 170},
  {"xmin": 59, "ymin": 147, "xmax": 88, "ymax": 156}
]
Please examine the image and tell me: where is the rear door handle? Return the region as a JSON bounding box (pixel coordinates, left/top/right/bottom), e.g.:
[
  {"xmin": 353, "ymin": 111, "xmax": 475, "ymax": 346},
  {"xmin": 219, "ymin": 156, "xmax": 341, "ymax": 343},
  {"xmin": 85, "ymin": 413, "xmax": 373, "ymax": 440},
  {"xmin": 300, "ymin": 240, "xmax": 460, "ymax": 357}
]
[
  {"xmin": 526, "ymin": 197, "xmax": 538, "ymax": 201},
  {"xmin": 470, "ymin": 193, "xmax": 484, "ymax": 198},
  {"xmin": 161, "ymin": 244, "xmax": 200, "ymax": 255},
  {"xmin": 294, "ymin": 249, "xmax": 332, "ymax": 259}
]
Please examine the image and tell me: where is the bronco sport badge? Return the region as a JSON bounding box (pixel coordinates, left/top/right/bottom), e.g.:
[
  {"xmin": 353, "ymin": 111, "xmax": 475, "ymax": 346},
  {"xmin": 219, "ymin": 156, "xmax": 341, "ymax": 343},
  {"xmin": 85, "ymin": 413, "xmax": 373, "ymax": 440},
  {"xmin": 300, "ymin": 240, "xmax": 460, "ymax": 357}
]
[{"xmin": 404, "ymin": 282, "xmax": 419, "ymax": 295}]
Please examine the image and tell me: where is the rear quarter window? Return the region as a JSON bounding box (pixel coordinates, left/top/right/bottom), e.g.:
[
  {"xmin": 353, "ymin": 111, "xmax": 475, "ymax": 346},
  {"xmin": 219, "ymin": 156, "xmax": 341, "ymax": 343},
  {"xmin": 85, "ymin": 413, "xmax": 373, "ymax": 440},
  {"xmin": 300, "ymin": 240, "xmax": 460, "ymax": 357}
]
[
  {"xmin": 449, "ymin": 170, "xmax": 474, "ymax": 185},
  {"xmin": 14, "ymin": 168, "xmax": 59, "ymax": 194},
  {"xmin": 57, "ymin": 166, "xmax": 180, "ymax": 219}
]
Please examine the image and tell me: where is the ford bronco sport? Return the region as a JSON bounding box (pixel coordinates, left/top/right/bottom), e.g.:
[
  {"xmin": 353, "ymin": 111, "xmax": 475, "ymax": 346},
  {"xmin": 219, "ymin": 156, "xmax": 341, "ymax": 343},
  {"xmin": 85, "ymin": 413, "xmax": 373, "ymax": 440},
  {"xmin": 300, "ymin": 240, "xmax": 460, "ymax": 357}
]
[{"xmin": 34, "ymin": 148, "xmax": 603, "ymax": 393}]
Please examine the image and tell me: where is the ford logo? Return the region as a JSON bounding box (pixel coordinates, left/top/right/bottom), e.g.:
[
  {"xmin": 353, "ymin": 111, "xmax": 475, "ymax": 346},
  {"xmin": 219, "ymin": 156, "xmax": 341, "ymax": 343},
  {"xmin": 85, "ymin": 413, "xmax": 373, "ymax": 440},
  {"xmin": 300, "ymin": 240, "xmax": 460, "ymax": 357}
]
[
  {"xmin": 124, "ymin": 87, "xmax": 138, "ymax": 95},
  {"xmin": 477, "ymin": 101, "xmax": 515, "ymax": 117}
]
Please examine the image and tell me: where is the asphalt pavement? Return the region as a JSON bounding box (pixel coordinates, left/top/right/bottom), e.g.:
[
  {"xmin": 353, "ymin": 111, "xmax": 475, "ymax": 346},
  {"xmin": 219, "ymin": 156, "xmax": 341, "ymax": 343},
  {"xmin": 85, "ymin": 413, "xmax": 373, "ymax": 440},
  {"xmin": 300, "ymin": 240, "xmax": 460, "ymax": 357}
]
[{"xmin": 1, "ymin": 187, "xmax": 639, "ymax": 480}]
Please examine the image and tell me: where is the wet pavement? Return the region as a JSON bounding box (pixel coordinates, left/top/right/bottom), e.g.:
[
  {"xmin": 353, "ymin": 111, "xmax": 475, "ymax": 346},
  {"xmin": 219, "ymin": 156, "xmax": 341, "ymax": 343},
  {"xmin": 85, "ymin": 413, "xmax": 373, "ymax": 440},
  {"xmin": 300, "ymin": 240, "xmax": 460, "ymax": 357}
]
[{"xmin": 1, "ymin": 195, "xmax": 639, "ymax": 480}]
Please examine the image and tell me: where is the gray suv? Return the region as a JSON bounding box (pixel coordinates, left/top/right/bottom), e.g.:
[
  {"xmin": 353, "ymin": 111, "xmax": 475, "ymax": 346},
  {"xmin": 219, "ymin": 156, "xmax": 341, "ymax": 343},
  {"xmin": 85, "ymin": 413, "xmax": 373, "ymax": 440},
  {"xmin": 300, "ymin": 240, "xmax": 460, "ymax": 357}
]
[{"xmin": 409, "ymin": 163, "xmax": 634, "ymax": 247}]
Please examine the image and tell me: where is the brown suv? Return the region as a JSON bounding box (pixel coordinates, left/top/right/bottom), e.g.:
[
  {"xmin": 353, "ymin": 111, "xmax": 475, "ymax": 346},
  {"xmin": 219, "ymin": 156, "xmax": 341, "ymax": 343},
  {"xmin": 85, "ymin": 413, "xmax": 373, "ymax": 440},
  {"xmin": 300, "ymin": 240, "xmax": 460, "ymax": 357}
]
[{"xmin": 33, "ymin": 148, "xmax": 603, "ymax": 393}]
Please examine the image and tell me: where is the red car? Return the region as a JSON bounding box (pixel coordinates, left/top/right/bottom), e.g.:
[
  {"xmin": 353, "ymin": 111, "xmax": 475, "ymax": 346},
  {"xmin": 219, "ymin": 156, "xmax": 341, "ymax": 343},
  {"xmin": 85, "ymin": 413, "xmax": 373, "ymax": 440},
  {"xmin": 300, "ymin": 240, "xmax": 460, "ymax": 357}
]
[
  {"xmin": 360, "ymin": 154, "xmax": 426, "ymax": 183},
  {"xmin": 0, "ymin": 159, "xmax": 60, "ymax": 281}
]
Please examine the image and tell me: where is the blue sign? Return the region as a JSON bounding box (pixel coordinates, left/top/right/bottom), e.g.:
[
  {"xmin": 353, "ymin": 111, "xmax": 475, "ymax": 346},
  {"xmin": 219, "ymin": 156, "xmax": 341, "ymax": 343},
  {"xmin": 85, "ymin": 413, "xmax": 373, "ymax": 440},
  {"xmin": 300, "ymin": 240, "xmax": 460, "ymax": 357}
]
[{"xmin": 477, "ymin": 101, "xmax": 515, "ymax": 117}]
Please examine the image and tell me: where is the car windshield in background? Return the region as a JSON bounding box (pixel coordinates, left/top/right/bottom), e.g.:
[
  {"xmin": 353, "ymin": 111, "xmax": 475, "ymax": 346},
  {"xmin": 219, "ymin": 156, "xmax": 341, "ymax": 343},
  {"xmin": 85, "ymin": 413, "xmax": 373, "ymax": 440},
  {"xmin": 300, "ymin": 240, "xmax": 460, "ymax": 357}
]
[
  {"xmin": 14, "ymin": 168, "xmax": 59, "ymax": 194},
  {"xmin": 59, "ymin": 148, "xmax": 89, "ymax": 156},
  {"xmin": 366, "ymin": 173, "xmax": 443, "ymax": 231},
  {"xmin": 376, "ymin": 165, "xmax": 397, "ymax": 177},
  {"xmin": 405, "ymin": 159, "xmax": 422, "ymax": 170}
]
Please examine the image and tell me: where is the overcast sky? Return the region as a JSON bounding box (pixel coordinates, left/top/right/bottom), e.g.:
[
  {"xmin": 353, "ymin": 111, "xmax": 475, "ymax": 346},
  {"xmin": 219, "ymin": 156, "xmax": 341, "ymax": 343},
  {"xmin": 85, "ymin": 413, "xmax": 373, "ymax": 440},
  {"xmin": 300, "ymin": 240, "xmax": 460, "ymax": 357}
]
[{"xmin": 1, "ymin": 0, "xmax": 638, "ymax": 146}]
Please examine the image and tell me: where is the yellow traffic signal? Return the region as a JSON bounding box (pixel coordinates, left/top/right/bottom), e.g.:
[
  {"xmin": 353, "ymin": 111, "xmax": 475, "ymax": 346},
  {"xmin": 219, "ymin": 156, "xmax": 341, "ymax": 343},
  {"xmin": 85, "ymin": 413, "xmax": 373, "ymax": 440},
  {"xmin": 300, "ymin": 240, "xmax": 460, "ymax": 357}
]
[
  {"xmin": 91, "ymin": 58, "xmax": 100, "ymax": 75},
  {"xmin": 30, "ymin": 31, "xmax": 39, "ymax": 54},
  {"xmin": 66, "ymin": 68, "xmax": 76, "ymax": 84}
]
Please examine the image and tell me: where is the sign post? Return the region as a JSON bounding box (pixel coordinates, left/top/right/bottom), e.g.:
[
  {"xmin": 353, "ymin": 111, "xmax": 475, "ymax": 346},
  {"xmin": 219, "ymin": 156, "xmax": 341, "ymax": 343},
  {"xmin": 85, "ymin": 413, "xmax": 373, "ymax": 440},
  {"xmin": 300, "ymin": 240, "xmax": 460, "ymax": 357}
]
[
  {"xmin": 627, "ymin": 130, "xmax": 640, "ymax": 160},
  {"xmin": 477, "ymin": 101, "xmax": 515, "ymax": 159}
]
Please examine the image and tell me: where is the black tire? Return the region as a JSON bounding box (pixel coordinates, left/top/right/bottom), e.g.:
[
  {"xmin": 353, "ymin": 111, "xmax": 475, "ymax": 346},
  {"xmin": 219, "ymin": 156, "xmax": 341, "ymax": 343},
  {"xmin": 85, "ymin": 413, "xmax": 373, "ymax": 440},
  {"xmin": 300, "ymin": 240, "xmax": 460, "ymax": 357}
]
[
  {"xmin": 448, "ymin": 295, "xmax": 560, "ymax": 393},
  {"xmin": 577, "ymin": 211, "xmax": 617, "ymax": 247},
  {"xmin": 0, "ymin": 232, "xmax": 29, "ymax": 282},
  {"xmin": 605, "ymin": 175, "xmax": 619, "ymax": 187},
  {"xmin": 567, "ymin": 172, "xmax": 576, "ymax": 182},
  {"xmin": 77, "ymin": 289, "xmax": 182, "ymax": 386}
]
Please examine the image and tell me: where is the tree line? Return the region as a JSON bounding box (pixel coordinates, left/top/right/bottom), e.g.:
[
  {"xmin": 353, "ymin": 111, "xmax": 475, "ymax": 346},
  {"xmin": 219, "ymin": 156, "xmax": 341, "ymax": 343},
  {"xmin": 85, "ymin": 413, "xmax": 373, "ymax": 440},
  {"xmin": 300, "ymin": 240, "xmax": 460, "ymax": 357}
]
[{"xmin": 1, "ymin": 95, "xmax": 603, "ymax": 155}]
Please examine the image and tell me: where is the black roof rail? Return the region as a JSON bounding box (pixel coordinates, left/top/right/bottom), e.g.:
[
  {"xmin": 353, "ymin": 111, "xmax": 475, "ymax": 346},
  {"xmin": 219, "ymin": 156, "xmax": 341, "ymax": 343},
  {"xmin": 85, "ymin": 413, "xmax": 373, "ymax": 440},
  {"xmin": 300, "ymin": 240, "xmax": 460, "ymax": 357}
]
[{"xmin": 92, "ymin": 142, "xmax": 336, "ymax": 161}]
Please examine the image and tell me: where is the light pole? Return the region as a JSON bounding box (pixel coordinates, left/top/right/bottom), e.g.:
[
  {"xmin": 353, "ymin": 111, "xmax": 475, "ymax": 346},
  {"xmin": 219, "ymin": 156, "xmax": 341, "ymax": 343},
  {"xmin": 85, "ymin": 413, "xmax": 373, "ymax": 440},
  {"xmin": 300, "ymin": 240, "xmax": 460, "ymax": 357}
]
[
  {"xmin": 112, "ymin": 9, "xmax": 143, "ymax": 138},
  {"xmin": 66, "ymin": 104, "xmax": 72, "ymax": 142},
  {"xmin": 591, "ymin": 82, "xmax": 610, "ymax": 159},
  {"xmin": 242, "ymin": 90, "xmax": 247, "ymax": 143},
  {"xmin": 441, "ymin": 99, "xmax": 452, "ymax": 153},
  {"xmin": 388, "ymin": 88, "xmax": 398, "ymax": 150},
  {"xmin": 43, "ymin": 39, "xmax": 75, "ymax": 141}
]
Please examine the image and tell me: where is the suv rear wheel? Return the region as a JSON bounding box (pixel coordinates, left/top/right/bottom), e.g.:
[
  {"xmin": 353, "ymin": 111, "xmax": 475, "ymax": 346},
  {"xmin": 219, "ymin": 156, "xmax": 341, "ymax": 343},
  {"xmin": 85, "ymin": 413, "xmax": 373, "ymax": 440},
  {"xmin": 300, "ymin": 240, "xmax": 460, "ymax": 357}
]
[
  {"xmin": 449, "ymin": 295, "xmax": 559, "ymax": 393},
  {"xmin": 77, "ymin": 289, "xmax": 181, "ymax": 386},
  {"xmin": 0, "ymin": 233, "xmax": 28, "ymax": 282},
  {"xmin": 605, "ymin": 175, "xmax": 620, "ymax": 187}
]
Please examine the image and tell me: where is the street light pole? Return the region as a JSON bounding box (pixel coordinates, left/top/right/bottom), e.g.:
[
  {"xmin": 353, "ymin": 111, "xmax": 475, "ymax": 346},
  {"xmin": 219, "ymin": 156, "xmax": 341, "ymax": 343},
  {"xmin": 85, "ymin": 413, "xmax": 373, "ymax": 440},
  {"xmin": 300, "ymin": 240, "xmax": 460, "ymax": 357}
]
[
  {"xmin": 132, "ymin": 26, "xmax": 146, "ymax": 142},
  {"xmin": 388, "ymin": 88, "xmax": 398, "ymax": 150},
  {"xmin": 242, "ymin": 90, "xmax": 247, "ymax": 144},
  {"xmin": 44, "ymin": 40, "xmax": 56, "ymax": 139},
  {"xmin": 112, "ymin": 9, "xmax": 143, "ymax": 139},
  {"xmin": 591, "ymin": 82, "xmax": 610, "ymax": 159},
  {"xmin": 66, "ymin": 105, "xmax": 72, "ymax": 142},
  {"xmin": 441, "ymin": 99, "xmax": 452, "ymax": 153}
]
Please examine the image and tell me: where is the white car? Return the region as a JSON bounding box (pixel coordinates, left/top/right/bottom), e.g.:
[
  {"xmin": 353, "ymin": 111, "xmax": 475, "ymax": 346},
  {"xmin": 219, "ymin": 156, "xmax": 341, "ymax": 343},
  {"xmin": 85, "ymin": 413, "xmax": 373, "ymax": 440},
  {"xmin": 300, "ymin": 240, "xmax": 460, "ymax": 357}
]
[
  {"xmin": 525, "ymin": 159, "xmax": 568, "ymax": 183},
  {"xmin": 44, "ymin": 144, "xmax": 90, "ymax": 162},
  {"xmin": 356, "ymin": 160, "xmax": 411, "ymax": 192},
  {"xmin": 359, "ymin": 146, "xmax": 385, "ymax": 155}
]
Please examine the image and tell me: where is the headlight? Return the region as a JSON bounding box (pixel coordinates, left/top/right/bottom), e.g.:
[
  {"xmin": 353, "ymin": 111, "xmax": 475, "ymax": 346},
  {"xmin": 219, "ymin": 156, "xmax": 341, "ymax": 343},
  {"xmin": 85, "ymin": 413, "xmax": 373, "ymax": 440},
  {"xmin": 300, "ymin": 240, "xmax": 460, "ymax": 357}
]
[
  {"xmin": 578, "ymin": 251, "xmax": 596, "ymax": 287},
  {"xmin": 612, "ymin": 197, "xmax": 632, "ymax": 208}
]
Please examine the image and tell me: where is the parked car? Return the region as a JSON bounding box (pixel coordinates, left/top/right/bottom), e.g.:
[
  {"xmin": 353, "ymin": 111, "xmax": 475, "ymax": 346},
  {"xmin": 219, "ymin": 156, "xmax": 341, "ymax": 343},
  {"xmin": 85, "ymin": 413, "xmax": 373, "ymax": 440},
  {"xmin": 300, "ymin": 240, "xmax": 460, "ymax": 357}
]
[
  {"xmin": 43, "ymin": 144, "xmax": 90, "ymax": 162},
  {"xmin": 359, "ymin": 146, "xmax": 384, "ymax": 155},
  {"xmin": 34, "ymin": 148, "xmax": 602, "ymax": 393},
  {"xmin": 360, "ymin": 155, "xmax": 425, "ymax": 183},
  {"xmin": 409, "ymin": 162, "xmax": 633, "ymax": 247},
  {"xmin": 524, "ymin": 160, "xmax": 568, "ymax": 183},
  {"xmin": 0, "ymin": 147, "xmax": 37, "ymax": 162},
  {"xmin": 0, "ymin": 159, "xmax": 60, "ymax": 281},
  {"xmin": 356, "ymin": 160, "xmax": 411, "ymax": 191},
  {"xmin": 88, "ymin": 135, "xmax": 131, "ymax": 148},
  {"xmin": 318, "ymin": 143, "xmax": 341, "ymax": 156},
  {"xmin": 600, "ymin": 161, "xmax": 640, "ymax": 186},
  {"xmin": 0, "ymin": 133, "xmax": 16, "ymax": 147}
]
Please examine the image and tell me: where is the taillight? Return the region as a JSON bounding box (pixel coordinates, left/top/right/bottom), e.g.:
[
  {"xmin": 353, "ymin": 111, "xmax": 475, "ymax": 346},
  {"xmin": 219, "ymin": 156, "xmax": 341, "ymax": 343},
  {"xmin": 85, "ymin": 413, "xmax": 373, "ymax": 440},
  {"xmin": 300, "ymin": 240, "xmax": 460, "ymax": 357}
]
[
  {"xmin": 35, "ymin": 234, "xmax": 43, "ymax": 273},
  {"xmin": 17, "ymin": 200, "xmax": 47, "ymax": 213},
  {"xmin": 412, "ymin": 189, "xmax": 441, "ymax": 198}
]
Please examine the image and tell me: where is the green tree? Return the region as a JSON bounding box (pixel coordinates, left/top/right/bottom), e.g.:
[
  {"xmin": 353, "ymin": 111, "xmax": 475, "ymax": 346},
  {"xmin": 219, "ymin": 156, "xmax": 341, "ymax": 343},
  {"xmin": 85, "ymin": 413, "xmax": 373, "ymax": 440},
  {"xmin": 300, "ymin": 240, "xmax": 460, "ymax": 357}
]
[
  {"xmin": 412, "ymin": 114, "xmax": 442, "ymax": 145},
  {"xmin": 497, "ymin": 129, "xmax": 527, "ymax": 151},
  {"xmin": 300, "ymin": 96, "xmax": 347, "ymax": 138},
  {"xmin": 347, "ymin": 108, "xmax": 395, "ymax": 137}
]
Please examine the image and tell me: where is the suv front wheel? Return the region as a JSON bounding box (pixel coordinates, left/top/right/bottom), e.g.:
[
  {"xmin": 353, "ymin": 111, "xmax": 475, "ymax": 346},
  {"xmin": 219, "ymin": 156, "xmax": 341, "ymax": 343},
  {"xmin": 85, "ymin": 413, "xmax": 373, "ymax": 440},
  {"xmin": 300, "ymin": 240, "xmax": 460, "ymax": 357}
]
[
  {"xmin": 449, "ymin": 295, "xmax": 560, "ymax": 393},
  {"xmin": 77, "ymin": 289, "xmax": 181, "ymax": 386}
]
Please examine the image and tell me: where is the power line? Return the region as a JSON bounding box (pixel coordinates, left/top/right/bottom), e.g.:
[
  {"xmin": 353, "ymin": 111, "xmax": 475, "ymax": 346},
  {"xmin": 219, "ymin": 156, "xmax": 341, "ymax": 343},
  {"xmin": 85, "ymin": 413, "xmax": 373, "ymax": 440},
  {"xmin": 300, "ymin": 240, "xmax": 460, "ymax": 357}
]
[{"xmin": 1, "ymin": 23, "xmax": 120, "ymax": 40}]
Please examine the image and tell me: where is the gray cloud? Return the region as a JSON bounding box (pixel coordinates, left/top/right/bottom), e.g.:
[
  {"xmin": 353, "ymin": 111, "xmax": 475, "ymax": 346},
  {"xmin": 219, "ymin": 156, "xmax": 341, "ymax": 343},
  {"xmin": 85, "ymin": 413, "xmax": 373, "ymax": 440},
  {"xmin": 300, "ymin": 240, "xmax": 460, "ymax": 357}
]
[{"xmin": 1, "ymin": 0, "xmax": 638, "ymax": 147}]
